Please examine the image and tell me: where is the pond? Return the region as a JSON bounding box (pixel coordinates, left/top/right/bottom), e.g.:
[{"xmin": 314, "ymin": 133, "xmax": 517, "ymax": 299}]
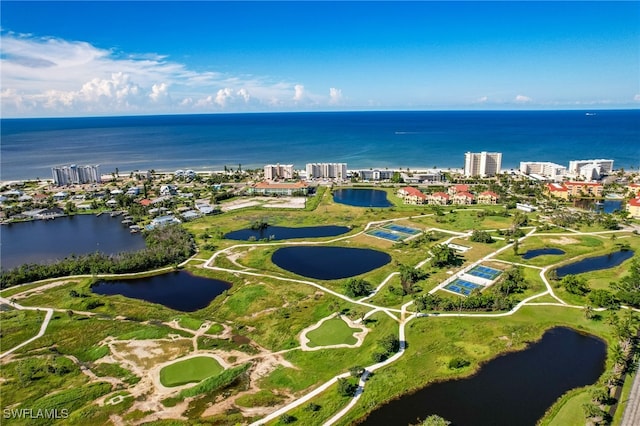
[
  {"xmin": 556, "ymin": 250, "xmax": 634, "ymax": 278},
  {"xmin": 224, "ymin": 225, "xmax": 350, "ymax": 241},
  {"xmin": 520, "ymin": 248, "xmax": 565, "ymax": 260},
  {"xmin": 361, "ymin": 327, "xmax": 606, "ymax": 426},
  {"xmin": 573, "ymin": 199, "xmax": 623, "ymax": 214},
  {"xmin": 91, "ymin": 271, "xmax": 231, "ymax": 312},
  {"xmin": 271, "ymin": 246, "xmax": 391, "ymax": 280},
  {"xmin": 333, "ymin": 188, "xmax": 392, "ymax": 207},
  {"xmin": 1, "ymin": 214, "xmax": 146, "ymax": 270}
]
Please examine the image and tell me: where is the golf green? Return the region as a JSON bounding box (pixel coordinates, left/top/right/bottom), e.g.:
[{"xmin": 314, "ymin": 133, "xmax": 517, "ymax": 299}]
[
  {"xmin": 159, "ymin": 356, "xmax": 224, "ymax": 387},
  {"xmin": 306, "ymin": 317, "xmax": 361, "ymax": 347}
]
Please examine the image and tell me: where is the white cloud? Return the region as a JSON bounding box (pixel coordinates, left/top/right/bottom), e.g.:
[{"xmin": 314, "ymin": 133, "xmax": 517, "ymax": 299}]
[
  {"xmin": 514, "ymin": 94, "xmax": 532, "ymax": 103},
  {"xmin": 634, "ymin": 94, "xmax": 640, "ymax": 102},
  {"xmin": 329, "ymin": 87, "xmax": 342, "ymax": 104},
  {"xmin": 293, "ymin": 84, "xmax": 306, "ymax": 102},
  {"xmin": 149, "ymin": 82, "xmax": 169, "ymax": 102},
  {"xmin": 215, "ymin": 88, "xmax": 234, "ymax": 107},
  {"xmin": 0, "ymin": 32, "xmax": 337, "ymax": 116},
  {"xmin": 475, "ymin": 96, "xmax": 489, "ymax": 103}
]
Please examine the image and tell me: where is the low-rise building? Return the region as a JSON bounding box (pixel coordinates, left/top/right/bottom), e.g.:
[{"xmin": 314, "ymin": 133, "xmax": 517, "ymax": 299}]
[
  {"xmin": 452, "ymin": 191, "xmax": 474, "ymax": 205},
  {"xmin": 627, "ymin": 197, "xmax": 640, "ymax": 218},
  {"xmin": 428, "ymin": 192, "xmax": 450, "ymax": 205},
  {"xmin": 519, "ymin": 161, "xmax": 567, "ymax": 182},
  {"xmin": 397, "ymin": 186, "xmax": 427, "ymax": 205},
  {"xmin": 477, "ymin": 191, "xmax": 500, "ymax": 205},
  {"xmin": 546, "ymin": 181, "xmax": 603, "ymax": 199},
  {"xmin": 448, "ymin": 184, "xmax": 469, "ymax": 197},
  {"xmin": 250, "ymin": 181, "xmax": 309, "ymax": 196}
]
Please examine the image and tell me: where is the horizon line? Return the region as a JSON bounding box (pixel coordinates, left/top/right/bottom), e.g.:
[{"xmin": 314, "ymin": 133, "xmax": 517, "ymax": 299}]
[{"xmin": 2, "ymin": 107, "xmax": 639, "ymax": 121}]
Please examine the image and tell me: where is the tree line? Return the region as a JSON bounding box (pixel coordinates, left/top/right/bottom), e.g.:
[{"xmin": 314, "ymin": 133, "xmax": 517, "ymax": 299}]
[{"xmin": 0, "ymin": 225, "xmax": 196, "ymax": 288}]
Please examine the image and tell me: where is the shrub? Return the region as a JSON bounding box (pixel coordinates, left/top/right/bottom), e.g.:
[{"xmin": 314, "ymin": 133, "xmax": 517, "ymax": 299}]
[{"xmin": 448, "ymin": 357, "xmax": 470, "ymax": 369}]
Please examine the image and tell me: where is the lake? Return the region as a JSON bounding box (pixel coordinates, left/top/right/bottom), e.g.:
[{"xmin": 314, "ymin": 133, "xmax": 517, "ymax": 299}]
[
  {"xmin": 271, "ymin": 246, "xmax": 391, "ymax": 280},
  {"xmin": 361, "ymin": 327, "xmax": 606, "ymax": 426},
  {"xmin": 556, "ymin": 250, "xmax": 634, "ymax": 278},
  {"xmin": 224, "ymin": 225, "xmax": 350, "ymax": 241},
  {"xmin": 91, "ymin": 271, "xmax": 231, "ymax": 312},
  {"xmin": 521, "ymin": 248, "xmax": 565, "ymax": 260},
  {"xmin": 333, "ymin": 189, "xmax": 392, "ymax": 207},
  {"xmin": 1, "ymin": 214, "xmax": 145, "ymax": 270}
]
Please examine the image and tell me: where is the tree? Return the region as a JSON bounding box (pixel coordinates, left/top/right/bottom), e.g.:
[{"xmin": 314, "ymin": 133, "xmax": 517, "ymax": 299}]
[
  {"xmin": 279, "ymin": 414, "xmax": 296, "ymax": 424},
  {"xmin": 560, "ymin": 274, "xmax": 590, "ymax": 295},
  {"xmin": 611, "ymin": 257, "xmax": 640, "ymax": 307},
  {"xmin": 512, "ymin": 239, "xmax": 520, "ymax": 255},
  {"xmin": 588, "ymin": 289, "xmax": 619, "ymax": 308},
  {"xmin": 496, "ymin": 266, "xmax": 527, "ymax": 296},
  {"xmin": 419, "ymin": 415, "xmax": 451, "ymax": 426},
  {"xmin": 344, "ymin": 278, "xmax": 373, "ymax": 298},
  {"xmin": 349, "ymin": 366, "xmax": 365, "ymax": 377},
  {"xmin": 378, "ymin": 334, "xmax": 400, "ymax": 354},
  {"xmin": 469, "ymin": 230, "xmax": 494, "ymax": 243},
  {"xmin": 430, "ymin": 244, "xmax": 458, "ymax": 268},
  {"xmin": 337, "ymin": 378, "xmax": 357, "ymax": 397}
]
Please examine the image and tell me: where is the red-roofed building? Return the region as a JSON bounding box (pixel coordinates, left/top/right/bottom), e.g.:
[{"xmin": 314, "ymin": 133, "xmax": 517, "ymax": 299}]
[
  {"xmin": 139, "ymin": 199, "xmax": 152, "ymax": 207},
  {"xmin": 429, "ymin": 192, "xmax": 450, "ymax": 205},
  {"xmin": 452, "ymin": 191, "xmax": 475, "ymax": 205},
  {"xmin": 563, "ymin": 181, "xmax": 604, "ymax": 197},
  {"xmin": 448, "ymin": 184, "xmax": 469, "ymax": 196},
  {"xmin": 628, "ymin": 197, "xmax": 640, "ymax": 218},
  {"xmin": 478, "ymin": 191, "xmax": 500, "ymax": 205},
  {"xmin": 250, "ymin": 181, "xmax": 309, "ymax": 196},
  {"xmin": 397, "ymin": 186, "xmax": 427, "ymax": 205},
  {"xmin": 546, "ymin": 183, "xmax": 569, "ymax": 200},
  {"xmin": 627, "ymin": 183, "xmax": 640, "ymax": 197}
]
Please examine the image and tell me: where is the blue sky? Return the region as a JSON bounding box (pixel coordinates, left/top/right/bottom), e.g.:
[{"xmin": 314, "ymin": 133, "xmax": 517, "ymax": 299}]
[{"xmin": 1, "ymin": 1, "xmax": 639, "ymax": 117}]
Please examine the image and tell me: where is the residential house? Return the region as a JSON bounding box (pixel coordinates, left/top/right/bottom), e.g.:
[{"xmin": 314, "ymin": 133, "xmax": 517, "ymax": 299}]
[
  {"xmin": 627, "ymin": 197, "xmax": 640, "ymax": 218},
  {"xmin": 452, "ymin": 191, "xmax": 475, "ymax": 205},
  {"xmin": 428, "ymin": 192, "xmax": 450, "ymax": 205},
  {"xmin": 397, "ymin": 186, "xmax": 427, "ymax": 205},
  {"xmin": 477, "ymin": 191, "xmax": 499, "ymax": 205},
  {"xmin": 448, "ymin": 184, "xmax": 469, "ymax": 197},
  {"xmin": 250, "ymin": 181, "xmax": 309, "ymax": 196}
]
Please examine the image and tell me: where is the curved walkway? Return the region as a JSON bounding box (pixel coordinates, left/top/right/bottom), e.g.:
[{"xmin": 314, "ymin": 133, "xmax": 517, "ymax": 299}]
[{"xmin": 0, "ymin": 297, "xmax": 54, "ymax": 359}]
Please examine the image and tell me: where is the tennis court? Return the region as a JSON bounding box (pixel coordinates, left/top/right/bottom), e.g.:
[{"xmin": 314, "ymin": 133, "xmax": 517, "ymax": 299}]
[
  {"xmin": 367, "ymin": 229, "xmax": 404, "ymax": 242},
  {"xmin": 467, "ymin": 265, "xmax": 502, "ymax": 280},
  {"xmin": 382, "ymin": 223, "xmax": 421, "ymax": 235},
  {"xmin": 444, "ymin": 278, "xmax": 484, "ymax": 296}
]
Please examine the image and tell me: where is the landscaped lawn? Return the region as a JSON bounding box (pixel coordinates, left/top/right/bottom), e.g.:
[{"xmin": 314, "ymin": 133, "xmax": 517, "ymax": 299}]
[
  {"xmin": 306, "ymin": 317, "xmax": 361, "ymax": 347},
  {"xmin": 159, "ymin": 356, "xmax": 224, "ymax": 387}
]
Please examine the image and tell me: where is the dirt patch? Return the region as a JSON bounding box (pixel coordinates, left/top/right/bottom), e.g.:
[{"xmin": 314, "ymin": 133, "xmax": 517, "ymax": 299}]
[{"xmin": 547, "ymin": 237, "xmax": 579, "ymax": 245}]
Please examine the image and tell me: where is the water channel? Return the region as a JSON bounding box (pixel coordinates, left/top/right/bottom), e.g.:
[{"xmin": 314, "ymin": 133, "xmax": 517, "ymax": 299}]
[
  {"xmin": 555, "ymin": 250, "xmax": 634, "ymax": 278},
  {"xmin": 224, "ymin": 225, "xmax": 350, "ymax": 241}
]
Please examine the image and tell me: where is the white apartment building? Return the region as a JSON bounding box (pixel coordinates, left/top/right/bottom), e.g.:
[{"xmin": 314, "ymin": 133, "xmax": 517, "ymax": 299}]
[
  {"xmin": 264, "ymin": 164, "xmax": 294, "ymax": 180},
  {"xmin": 52, "ymin": 164, "xmax": 101, "ymax": 186},
  {"xmin": 519, "ymin": 161, "xmax": 567, "ymax": 182},
  {"xmin": 464, "ymin": 152, "xmax": 502, "ymax": 177},
  {"xmin": 305, "ymin": 163, "xmax": 347, "ymax": 180},
  {"xmin": 568, "ymin": 159, "xmax": 614, "ymax": 180}
]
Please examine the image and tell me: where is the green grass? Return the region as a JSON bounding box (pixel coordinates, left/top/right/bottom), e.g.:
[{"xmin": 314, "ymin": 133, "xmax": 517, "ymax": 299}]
[
  {"xmin": 235, "ymin": 390, "xmax": 285, "ymax": 408},
  {"xmin": 206, "ymin": 322, "xmax": 224, "ymax": 335},
  {"xmin": 306, "ymin": 317, "xmax": 361, "ymax": 347},
  {"xmin": 159, "ymin": 356, "xmax": 225, "ymax": 387},
  {"xmin": 540, "ymin": 388, "xmax": 591, "ymax": 426},
  {"xmin": 0, "ymin": 309, "xmax": 46, "ymax": 351},
  {"xmin": 175, "ymin": 315, "xmax": 204, "ymax": 330}
]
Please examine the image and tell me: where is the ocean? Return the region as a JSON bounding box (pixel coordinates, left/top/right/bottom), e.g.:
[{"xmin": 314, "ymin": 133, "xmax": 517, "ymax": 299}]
[{"xmin": 1, "ymin": 110, "xmax": 638, "ymax": 181}]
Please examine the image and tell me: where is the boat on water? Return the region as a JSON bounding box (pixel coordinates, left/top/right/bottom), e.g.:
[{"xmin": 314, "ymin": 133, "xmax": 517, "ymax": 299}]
[{"xmin": 585, "ymin": 112, "xmax": 597, "ymax": 116}]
